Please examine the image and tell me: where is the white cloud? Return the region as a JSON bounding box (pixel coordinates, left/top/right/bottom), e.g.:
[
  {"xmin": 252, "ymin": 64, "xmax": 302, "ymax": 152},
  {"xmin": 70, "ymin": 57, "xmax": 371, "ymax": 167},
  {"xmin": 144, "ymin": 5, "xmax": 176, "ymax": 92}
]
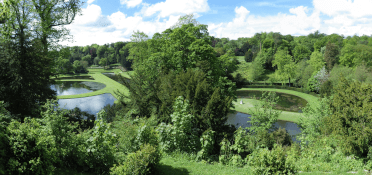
[
  {"xmin": 87, "ymin": 0, "xmax": 95, "ymax": 5},
  {"xmin": 313, "ymin": 0, "xmax": 372, "ymax": 18},
  {"xmin": 120, "ymin": 0, "xmax": 142, "ymax": 8},
  {"xmin": 60, "ymin": 4, "xmax": 180, "ymax": 46},
  {"xmin": 208, "ymin": 6, "xmax": 321, "ymax": 39},
  {"xmin": 140, "ymin": 0, "xmax": 210, "ymax": 18}
]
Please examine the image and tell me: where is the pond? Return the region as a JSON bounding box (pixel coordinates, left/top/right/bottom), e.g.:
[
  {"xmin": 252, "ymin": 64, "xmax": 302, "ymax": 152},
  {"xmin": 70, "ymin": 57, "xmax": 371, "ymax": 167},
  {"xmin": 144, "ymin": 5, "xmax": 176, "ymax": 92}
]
[
  {"xmin": 102, "ymin": 73, "xmax": 130, "ymax": 84},
  {"xmin": 51, "ymin": 81, "xmax": 106, "ymax": 96},
  {"xmin": 57, "ymin": 93, "xmax": 117, "ymax": 116},
  {"xmin": 54, "ymin": 76, "xmax": 94, "ymax": 80},
  {"xmin": 236, "ymin": 90, "xmax": 308, "ymax": 113},
  {"xmin": 226, "ymin": 112, "xmax": 301, "ymax": 142}
]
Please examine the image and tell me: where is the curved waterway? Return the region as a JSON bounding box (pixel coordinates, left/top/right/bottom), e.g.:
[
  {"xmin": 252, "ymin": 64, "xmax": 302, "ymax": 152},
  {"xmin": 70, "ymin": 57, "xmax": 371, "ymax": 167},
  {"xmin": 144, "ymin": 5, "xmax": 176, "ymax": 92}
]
[
  {"xmin": 51, "ymin": 81, "xmax": 106, "ymax": 96},
  {"xmin": 226, "ymin": 112, "xmax": 301, "ymax": 142}
]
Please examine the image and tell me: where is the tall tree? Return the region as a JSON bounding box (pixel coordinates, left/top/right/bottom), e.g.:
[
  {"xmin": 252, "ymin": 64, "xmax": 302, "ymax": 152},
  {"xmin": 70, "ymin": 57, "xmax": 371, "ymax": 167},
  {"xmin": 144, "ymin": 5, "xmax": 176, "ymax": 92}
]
[
  {"xmin": 273, "ymin": 50, "xmax": 296, "ymax": 87},
  {"xmin": 0, "ymin": 0, "xmax": 82, "ymax": 119},
  {"xmin": 324, "ymin": 41, "xmax": 339, "ymax": 71}
]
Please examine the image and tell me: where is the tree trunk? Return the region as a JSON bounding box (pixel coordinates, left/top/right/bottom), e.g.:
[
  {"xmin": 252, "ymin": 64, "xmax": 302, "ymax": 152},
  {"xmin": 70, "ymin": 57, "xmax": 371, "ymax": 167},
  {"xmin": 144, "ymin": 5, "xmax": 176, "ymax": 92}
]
[{"xmin": 288, "ymin": 77, "xmax": 291, "ymax": 87}]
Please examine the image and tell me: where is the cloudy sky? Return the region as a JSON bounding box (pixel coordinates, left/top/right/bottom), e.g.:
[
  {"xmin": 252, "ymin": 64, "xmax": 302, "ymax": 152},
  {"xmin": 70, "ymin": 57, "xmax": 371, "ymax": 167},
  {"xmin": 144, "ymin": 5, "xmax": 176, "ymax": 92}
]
[{"xmin": 60, "ymin": 0, "xmax": 372, "ymax": 46}]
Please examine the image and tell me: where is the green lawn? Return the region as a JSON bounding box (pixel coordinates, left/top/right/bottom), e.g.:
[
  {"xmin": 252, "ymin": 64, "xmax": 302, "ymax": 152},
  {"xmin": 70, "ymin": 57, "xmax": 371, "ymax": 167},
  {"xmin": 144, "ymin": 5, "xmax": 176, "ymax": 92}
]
[{"xmin": 233, "ymin": 88, "xmax": 320, "ymax": 123}]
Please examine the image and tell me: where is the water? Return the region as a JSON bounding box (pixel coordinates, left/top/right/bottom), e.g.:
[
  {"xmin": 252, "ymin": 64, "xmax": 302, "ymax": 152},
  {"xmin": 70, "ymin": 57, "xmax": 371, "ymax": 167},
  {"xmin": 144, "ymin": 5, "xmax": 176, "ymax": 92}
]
[
  {"xmin": 226, "ymin": 112, "xmax": 301, "ymax": 141},
  {"xmin": 54, "ymin": 76, "xmax": 94, "ymax": 80},
  {"xmin": 236, "ymin": 90, "xmax": 308, "ymax": 113},
  {"xmin": 57, "ymin": 93, "xmax": 116, "ymax": 116},
  {"xmin": 50, "ymin": 81, "xmax": 106, "ymax": 96},
  {"xmin": 102, "ymin": 73, "xmax": 130, "ymax": 84}
]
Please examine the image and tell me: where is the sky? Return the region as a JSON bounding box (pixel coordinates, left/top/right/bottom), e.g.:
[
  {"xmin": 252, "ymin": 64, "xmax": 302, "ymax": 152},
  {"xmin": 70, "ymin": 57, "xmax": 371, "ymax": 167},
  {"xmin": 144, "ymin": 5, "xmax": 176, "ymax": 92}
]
[{"xmin": 58, "ymin": 0, "xmax": 372, "ymax": 46}]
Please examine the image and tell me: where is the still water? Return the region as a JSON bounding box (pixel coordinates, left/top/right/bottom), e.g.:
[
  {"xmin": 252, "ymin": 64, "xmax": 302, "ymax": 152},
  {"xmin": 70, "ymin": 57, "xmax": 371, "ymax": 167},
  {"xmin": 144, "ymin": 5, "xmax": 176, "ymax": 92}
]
[
  {"xmin": 57, "ymin": 93, "xmax": 116, "ymax": 116},
  {"xmin": 51, "ymin": 81, "xmax": 106, "ymax": 96},
  {"xmin": 237, "ymin": 90, "xmax": 308, "ymax": 113},
  {"xmin": 226, "ymin": 112, "xmax": 301, "ymax": 141}
]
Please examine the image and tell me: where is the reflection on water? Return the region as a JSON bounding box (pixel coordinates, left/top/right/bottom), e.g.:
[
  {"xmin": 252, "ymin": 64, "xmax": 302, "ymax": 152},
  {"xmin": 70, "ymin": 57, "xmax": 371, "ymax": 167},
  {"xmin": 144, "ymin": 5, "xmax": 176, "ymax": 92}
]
[
  {"xmin": 236, "ymin": 90, "xmax": 307, "ymax": 113},
  {"xmin": 51, "ymin": 81, "xmax": 106, "ymax": 96},
  {"xmin": 226, "ymin": 112, "xmax": 301, "ymax": 142},
  {"xmin": 57, "ymin": 93, "xmax": 116, "ymax": 116}
]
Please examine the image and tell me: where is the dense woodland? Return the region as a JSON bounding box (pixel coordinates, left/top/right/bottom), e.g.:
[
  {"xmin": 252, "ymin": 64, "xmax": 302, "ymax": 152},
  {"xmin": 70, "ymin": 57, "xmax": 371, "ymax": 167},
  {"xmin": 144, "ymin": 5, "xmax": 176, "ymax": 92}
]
[{"xmin": 2, "ymin": 0, "xmax": 372, "ymax": 174}]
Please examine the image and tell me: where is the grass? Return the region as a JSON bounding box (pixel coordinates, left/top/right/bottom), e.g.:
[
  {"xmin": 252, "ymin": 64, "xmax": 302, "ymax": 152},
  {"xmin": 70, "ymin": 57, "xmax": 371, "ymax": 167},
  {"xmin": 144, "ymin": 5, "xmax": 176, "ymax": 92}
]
[
  {"xmin": 157, "ymin": 153, "xmax": 252, "ymax": 175},
  {"xmin": 233, "ymin": 88, "xmax": 320, "ymax": 123},
  {"xmin": 52, "ymin": 68, "xmax": 134, "ymax": 104},
  {"xmin": 236, "ymin": 56, "xmax": 245, "ymax": 63}
]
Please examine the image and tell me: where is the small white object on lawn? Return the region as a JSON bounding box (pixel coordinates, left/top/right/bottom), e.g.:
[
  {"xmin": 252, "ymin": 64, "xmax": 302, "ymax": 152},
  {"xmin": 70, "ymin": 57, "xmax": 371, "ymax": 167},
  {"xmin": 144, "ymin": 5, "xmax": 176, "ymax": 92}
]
[{"xmin": 240, "ymin": 100, "xmax": 243, "ymax": 104}]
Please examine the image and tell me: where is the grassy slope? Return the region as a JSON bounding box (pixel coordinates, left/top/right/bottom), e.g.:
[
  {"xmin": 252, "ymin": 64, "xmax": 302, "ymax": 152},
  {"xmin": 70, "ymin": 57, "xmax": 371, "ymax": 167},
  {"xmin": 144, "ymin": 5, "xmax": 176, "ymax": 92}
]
[{"xmin": 234, "ymin": 88, "xmax": 320, "ymax": 123}]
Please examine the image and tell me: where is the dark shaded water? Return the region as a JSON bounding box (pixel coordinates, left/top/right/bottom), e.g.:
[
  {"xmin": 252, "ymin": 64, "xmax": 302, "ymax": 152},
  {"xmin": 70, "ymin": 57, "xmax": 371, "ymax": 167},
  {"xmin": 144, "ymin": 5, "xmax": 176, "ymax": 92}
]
[
  {"xmin": 50, "ymin": 81, "xmax": 106, "ymax": 96},
  {"xmin": 226, "ymin": 112, "xmax": 301, "ymax": 141},
  {"xmin": 102, "ymin": 73, "xmax": 130, "ymax": 84},
  {"xmin": 57, "ymin": 93, "xmax": 116, "ymax": 116},
  {"xmin": 236, "ymin": 90, "xmax": 308, "ymax": 113}
]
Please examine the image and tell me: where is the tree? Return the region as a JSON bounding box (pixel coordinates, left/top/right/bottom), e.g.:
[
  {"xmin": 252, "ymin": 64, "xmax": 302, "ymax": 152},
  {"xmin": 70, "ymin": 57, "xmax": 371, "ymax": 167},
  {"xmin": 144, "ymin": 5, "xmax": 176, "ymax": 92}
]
[
  {"xmin": 323, "ymin": 76, "xmax": 372, "ymax": 157},
  {"xmin": 81, "ymin": 54, "xmax": 91, "ymax": 64},
  {"xmin": 324, "ymin": 41, "xmax": 339, "ymax": 71},
  {"xmin": 272, "ymin": 50, "xmax": 296, "ymax": 87},
  {"xmin": 307, "ymin": 50, "xmax": 325, "ymax": 72},
  {"xmin": 248, "ymin": 91, "xmax": 281, "ymax": 133},
  {"xmin": 244, "ymin": 49, "xmax": 253, "ymax": 62},
  {"xmin": 171, "ymin": 13, "xmax": 200, "ymax": 29},
  {"xmin": 339, "ymin": 44, "xmax": 372, "ymax": 67},
  {"xmin": 293, "ymin": 44, "xmax": 311, "ymax": 62},
  {"xmin": 99, "ymin": 57, "xmax": 108, "ymax": 67}
]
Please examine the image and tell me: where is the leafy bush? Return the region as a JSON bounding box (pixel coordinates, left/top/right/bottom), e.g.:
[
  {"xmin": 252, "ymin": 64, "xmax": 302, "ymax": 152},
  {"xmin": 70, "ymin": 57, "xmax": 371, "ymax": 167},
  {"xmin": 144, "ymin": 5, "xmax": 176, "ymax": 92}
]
[
  {"xmin": 197, "ymin": 129, "xmax": 215, "ymax": 161},
  {"xmin": 110, "ymin": 144, "xmax": 161, "ymax": 175},
  {"xmin": 247, "ymin": 144, "xmax": 297, "ymax": 175},
  {"xmin": 323, "ymin": 76, "xmax": 372, "ymax": 157},
  {"xmin": 248, "ymin": 91, "xmax": 281, "ymax": 132},
  {"xmin": 157, "ymin": 96, "xmax": 199, "ymax": 153},
  {"xmin": 7, "ymin": 118, "xmax": 56, "ymax": 175}
]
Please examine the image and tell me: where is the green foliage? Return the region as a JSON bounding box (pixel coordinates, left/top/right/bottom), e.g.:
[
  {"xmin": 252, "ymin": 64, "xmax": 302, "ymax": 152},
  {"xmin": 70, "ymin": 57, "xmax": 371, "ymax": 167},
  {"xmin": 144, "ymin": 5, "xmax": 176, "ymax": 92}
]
[
  {"xmin": 307, "ymin": 50, "xmax": 325, "ymax": 72},
  {"xmin": 7, "ymin": 118, "xmax": 56, "ymax": 175},
  {"xmin": 324, "ymin": 42, "xmax": 339, "ymax": 71},
  {"xmin": 273, "ymin": 49, "xmax": 296, "ymax": 85},
  {"xmin": 248, "ymin": 52, "xmax": 265, "ymax": 81},
  {"xmin": 298, "ymin": 97, "xmax": 331, "ymax": 144},
  {"xmin": 248, "ymin": 91, "xmax": 281, "ymax": 132},
  {"xmin": 197, "ymin": 129, "xmax": 215, "ymax": 161},
  {"xmin": 296, "ymin": 136, "xmax": 364, "ymax": 172},
  {"xmin": 340, "ymin": 44, "xmax": 372, "ymax": 67},
  {"xmin": 244, "ymin": 49, "xmax": 253, "ymax": 62},
  {"xmin": 157, "ymin": 96, "xmax": 199, "ymax": 153},
  {"xmin": 323, "ymin": 76, "xmax": 372, "ymax": 157},
  {"xmin": 328, "ymin": 65, "xmax": 353, "ymax": 88},
  {"xmin": 247, "ymin": 144, "xmax": 297, "ymax": 175},
  {"xmin": 110, "ymin": 144, "xmax": 161, "ymax": 175},
  {"xmin": 293, "ymin": 44, "xmax": 311, "ymax": 62}
]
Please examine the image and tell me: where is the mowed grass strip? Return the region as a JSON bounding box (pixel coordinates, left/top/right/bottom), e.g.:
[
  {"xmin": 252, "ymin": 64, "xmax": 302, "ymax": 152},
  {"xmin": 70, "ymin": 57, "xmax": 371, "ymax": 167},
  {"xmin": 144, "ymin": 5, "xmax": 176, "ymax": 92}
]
[
  {"xmin": 233, "ymin": 88, "xmax": 320, "ymax": 123},
  {"xmin": 53, "ymin": 69, "xmax": 133, "ymax": 104}
]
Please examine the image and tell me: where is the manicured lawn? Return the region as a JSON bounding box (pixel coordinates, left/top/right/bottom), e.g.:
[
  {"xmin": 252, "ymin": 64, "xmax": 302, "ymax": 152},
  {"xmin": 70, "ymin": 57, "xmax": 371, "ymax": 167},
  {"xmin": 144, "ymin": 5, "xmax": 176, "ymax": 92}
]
[
  {"xmin": 52, "ymin": 69, "xmax": 134, "ymax": 104},
  {"xmin": 233, "ymin": 88, "xmax": 320, "ymax": 123}
]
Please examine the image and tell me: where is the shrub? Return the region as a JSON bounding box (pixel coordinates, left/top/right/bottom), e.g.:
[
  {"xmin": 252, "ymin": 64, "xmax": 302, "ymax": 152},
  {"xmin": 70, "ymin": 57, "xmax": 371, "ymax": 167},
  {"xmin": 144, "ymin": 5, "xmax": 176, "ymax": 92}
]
[
  {"xmin": 7, "ymin": 118, "xmax": 56, "ymax": 175},
  {"xmin": 247, "ymin": 144, "xmax": 297, "ymax": 175},
  {"xmin": 197, "ymin": 129, "xmax": 215, "ymax": 161},
  {"xmin": 110, "ymin": 144, "xmax": 161, "ymax": 175}
]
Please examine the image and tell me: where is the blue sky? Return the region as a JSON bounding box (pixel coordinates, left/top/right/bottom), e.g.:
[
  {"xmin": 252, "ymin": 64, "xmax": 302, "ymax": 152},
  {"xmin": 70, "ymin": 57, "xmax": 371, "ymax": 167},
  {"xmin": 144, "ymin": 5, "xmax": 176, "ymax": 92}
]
[{"xmin": 60, "ymin": 0, "xmax": 372, "ymax": 46}]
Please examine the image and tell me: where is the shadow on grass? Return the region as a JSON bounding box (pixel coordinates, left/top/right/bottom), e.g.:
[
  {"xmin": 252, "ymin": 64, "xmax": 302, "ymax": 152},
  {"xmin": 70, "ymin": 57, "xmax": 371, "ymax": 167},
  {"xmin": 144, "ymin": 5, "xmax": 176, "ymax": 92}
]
[{"xmin": 155, "ymin": 164, "xmax": 189, "ymax": 175}]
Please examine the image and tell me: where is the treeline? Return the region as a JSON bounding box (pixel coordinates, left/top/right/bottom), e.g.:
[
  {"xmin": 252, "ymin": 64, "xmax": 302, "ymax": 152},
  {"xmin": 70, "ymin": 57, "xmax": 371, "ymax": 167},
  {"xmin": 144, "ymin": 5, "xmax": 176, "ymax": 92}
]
[{"xmin": 51, "ymin": 42, "xmax": 132, "ymax": 74}]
